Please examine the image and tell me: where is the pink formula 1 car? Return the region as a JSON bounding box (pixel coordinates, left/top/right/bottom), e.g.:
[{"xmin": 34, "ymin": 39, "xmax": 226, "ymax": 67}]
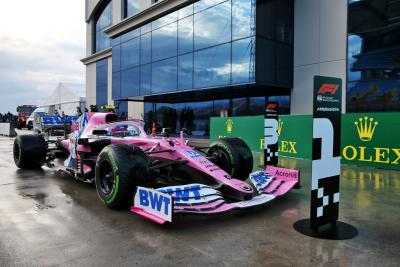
[{"xmin": 13, "ymin": 112, "xmax": 300, "ymax": 224}]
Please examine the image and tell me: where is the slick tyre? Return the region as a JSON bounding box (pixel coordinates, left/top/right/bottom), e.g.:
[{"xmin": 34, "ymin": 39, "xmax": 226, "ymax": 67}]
[
  {"xmin": 13, "ymin": 134, "xmax": 47, "ymax": 169},
  {"xmin": 207, "ymin": 137, "xmax": 253, "ymax": 181},
  {"xmin": 95, "ymin": 144, "xmax": 150, "ymax": 209}
]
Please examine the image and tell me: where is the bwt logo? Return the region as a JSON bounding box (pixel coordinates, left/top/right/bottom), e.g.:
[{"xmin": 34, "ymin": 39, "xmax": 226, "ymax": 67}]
[
  {"xmin": 318, "ymin": 83, "xmax": 339, "ymax": 95},
  {"xmin": 139, "ymin": 189, "xmax": 171, "ymax": 215},
  {"xmin": 159, "ymin": 185, "xmax": 202, "ymax": 202}
]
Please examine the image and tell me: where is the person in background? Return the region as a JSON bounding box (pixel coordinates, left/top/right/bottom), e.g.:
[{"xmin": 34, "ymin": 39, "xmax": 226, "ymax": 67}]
[
  {"xmin": 89, "ymin": 105, "xmax": 99, "ymax": 112},
  {"xmin": 84, "ymin": 107, "xmax": 89, "ymax": 112},
  {"xmin": 61, "ymin": 111, "xmax": 65, "ymax": 117},
  {"xmin": 76, "ymin": 107, "xmax": 82, "ymax": 117},
  {"xmin": 54, "ymin": 109, "xmax": 59, "ymax": 116}
]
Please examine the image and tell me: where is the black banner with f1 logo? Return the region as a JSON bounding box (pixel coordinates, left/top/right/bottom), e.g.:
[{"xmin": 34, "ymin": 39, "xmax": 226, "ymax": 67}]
[
  {"xmin": 264, "ymin": 102, "xmax": 279, "ymax": 167},
  {"xmin": 311, "ymin": 76, "xmax": 342, "ymax": 230}
]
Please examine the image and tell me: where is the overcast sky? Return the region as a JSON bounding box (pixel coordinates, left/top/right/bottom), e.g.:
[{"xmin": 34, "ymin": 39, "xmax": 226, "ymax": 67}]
[{"xmin": 0, "ymin": 0, "xmax": 85, "ymax": 113}]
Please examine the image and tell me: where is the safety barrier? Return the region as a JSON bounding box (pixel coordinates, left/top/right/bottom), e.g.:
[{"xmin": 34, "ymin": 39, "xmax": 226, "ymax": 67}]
[
  {"xmin": 0, "ymin": 123, "xmax": 17, "ymax": 137},
  {"xmin": 210, "ymin": 112, "xmax": 400, "ymax": 170}
]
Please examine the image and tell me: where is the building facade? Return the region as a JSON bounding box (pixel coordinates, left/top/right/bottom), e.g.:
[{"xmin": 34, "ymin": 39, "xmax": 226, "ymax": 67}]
[{"xmin": 82, "ymin": 0, "xmax": 399, "ymax": 136}]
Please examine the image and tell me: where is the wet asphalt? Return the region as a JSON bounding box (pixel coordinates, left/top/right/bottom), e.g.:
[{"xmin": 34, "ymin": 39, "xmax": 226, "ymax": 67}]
[{"xmin": 0, "ymin": 133, "xmax": 399, "ymax": 266}]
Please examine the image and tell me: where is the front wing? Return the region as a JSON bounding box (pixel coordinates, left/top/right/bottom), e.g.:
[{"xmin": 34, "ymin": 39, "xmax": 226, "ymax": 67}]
[{"xmin": 131, "ymin": 166, "xmax": 300, "ymax": 224}]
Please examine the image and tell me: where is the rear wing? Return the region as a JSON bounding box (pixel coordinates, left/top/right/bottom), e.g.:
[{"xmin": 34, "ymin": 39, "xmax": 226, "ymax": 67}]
[{"xmin": 34, "ymin": 115, "xmax": 78, "ymax": 136}]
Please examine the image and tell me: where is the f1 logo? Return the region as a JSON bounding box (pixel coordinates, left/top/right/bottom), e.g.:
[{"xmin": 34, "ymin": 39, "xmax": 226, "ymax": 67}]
[
  {"xmin": 318, "ymin": 84, "xmax": 339, "ymax": 95},
  {"xmin": 266, "ymin": 103, "xmax": 278, "ymax": 110}
]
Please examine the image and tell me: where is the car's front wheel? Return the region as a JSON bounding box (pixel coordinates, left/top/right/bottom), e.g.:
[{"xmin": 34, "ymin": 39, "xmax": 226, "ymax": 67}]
[
  {"xmin": 95, "ymin": 144, "xmax": 150, "ymax": 209},
  {"xmin": 207, "ymin": 137, "xmax": 253, "ymax": 181}
]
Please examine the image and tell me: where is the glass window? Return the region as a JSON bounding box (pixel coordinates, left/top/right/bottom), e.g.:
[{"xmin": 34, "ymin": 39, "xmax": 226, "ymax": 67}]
[
  {"xmin": 112, "ymin": 45, "xmax": 121, "ymax": 73},
  {"xmin": 178, "ymin": 4, "xmax": 193, "ymax": 19},
  {"xmin": 121, "ymin": 28, "xmax": 140, "ymax": 43},
  {"xmin": 141, "ymin": 23, "xmax": 152, "ymax": 34},
  {"xmin": 144, "ymin": 102, "xmax": 155, "ymax": 126},
  {"xmin": 96, "ymin": 31, "xmax": 111, "ymax": 53},
  {"xmin": 185, "ymin": 101, "xmax": 213, "ymax": 136},
  {"xmin": 174, "ymin": 103, "xmax": 187, "ymax": 131},
  {"xmin": 268, "ymin": 96, "xmax": 290, "ymax": 114},
  {"xmin": 112, "ymin": 72, "xmax": 121, "ymax": 99},
  {"xmin": 141, "ymin": 32, "xmax": 152, "ymax": 65},
  {"xmin": 248, "ymin": 97, "xmax": 265, "ymax": 115},
  {"xmin": 194, "ymin": 2, "xmax": 231, "ymax": 50},
  {"xmin": 276, "ymin": 0, "xmax": 293, "ymax": 44},
  {"xmin": 256, "ymin": 1, "xmax": 276, "ymax": 40},
  {"xmin": 178, "ymin": 53, "xmax": 193, "ymax": 90},
  {"xmin": 140, "ymin": 64, "xmax": 152, "ymax": 96},
  {"xmin": 232, "ymin": 0, "xmax": 255, "ymax": 40},
  {"xmin": 178, "ymin": 16, "xmax": 193, "ymax": 54},
  {"xmin": 152, "ymin": 11, "xmax": 177, "ymax": 29},
  {"xmin": 156, "ymin": 103, "xmax": 174, "ymax": 129},
  {"xmin": 347, "ymin": 0, "xmax": 400, "ymax": 112},
  {"xmin": 125, "ymin": 0, "xmax": 141, "ymax": 17},
  {"xmin": 121, "ymin": 37, "xmax": 140, "ymax": 69},
  {"xmin": 232, "ymin": 37, "xmax": 255, "ymax": 84},
  {"xmin": 194, "ymin": 43, "xmax": 231, "ymax": 88},
  {"xmin": 194, "ymin": 0, "xmax": 227, "ymax": 13},
  {"xmin": 95, "ymin": 1, "xmax": 112, "ymax": 53},
  {"xmin": 96, "ymin": 59, "xmax": 108, "ymax": 106},
  {"xmin": 213, "ymin": 99, "xmax": 229, "ymax": 116},
  {"xmin": 152, "ymin": 57, "xmax": 177, "ymax": 94},
  {"xmin": 231, "ymin": 97, "xmax": 247, "ymax": 116},
  {"xmin": 111, "ymin": 36, "xmax": 120, "ymax": 46},
  {"xmin": 152, "ymin": 22, "xmax": 177, "ymax": 61},
  {"xmin": 121, "ymin": 67, "xmax": 140, "ymax": 97},
  {"xmin": 115, "ymin": 101, "xmax": 128, "ymax": 120}
]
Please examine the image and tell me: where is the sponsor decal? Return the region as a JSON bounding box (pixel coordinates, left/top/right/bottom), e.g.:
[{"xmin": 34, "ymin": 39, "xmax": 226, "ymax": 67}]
[
  {"xmin": 158, "ymin": 185, "xmax": 202, "ymax": 202},
  {"xmin": 226, "ymin": 118, "xmax": 233, "ymax": 134},
  {"xmin": 342, "ymin": 116, "xmax": 400, "ymax": 165},
  {"xmin": 278, "ymin": 119, "xmax": 283, "ymax": 136},
  {"xmin": 318, "ymin": 83, "xmax": 339, "ymax": 95},
  {"xmin": 355, "ymin": 116, "xmax": 378, "ymax": 142},
  {"xmin": 134, "ymin": 187, "xmax": 172, "ymax": 222},
  {"xmin": 266, "ymin": 166, "xmax": 299, "ymax": 180},
  {"xmin": 185, "ymin": 150, "xmax": 201, "ymax": 159}
]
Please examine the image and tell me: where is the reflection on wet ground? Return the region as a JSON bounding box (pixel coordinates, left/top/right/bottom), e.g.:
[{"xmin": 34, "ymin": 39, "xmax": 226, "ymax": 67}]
[{"xmin": 0, "ymin": 137, "xmax": 399, "ymax": 266}]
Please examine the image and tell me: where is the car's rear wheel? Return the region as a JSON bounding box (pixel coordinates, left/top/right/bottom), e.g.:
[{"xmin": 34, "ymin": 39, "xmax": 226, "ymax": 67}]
[
  {"xmin": 13, "ymin": 134, "xmax": 47, "ymax": 169},
  {"xmin": 95, "ymin": 144, "xmax": 150, "ymax": 209},
  {"xmin": 207, "ymin": 137, "xmax": 253, "ymax": 181}
]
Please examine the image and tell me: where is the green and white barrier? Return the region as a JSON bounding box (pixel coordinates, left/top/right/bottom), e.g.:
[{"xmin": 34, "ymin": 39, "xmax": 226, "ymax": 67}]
[{"xmin": 210, "ymin": 112, "xmax": 400, "ymax": 170}]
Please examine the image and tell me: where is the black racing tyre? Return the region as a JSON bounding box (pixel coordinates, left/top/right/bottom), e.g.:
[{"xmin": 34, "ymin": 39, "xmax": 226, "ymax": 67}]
[
  {"xmin": 13, "ymin": 134, "xmax": 48, "ymax": 169},
  {"xmin": 95, "ymin": 144, "xmax": 150, "ymax": 209},
  {"xmin": 207, "ymin": 137, "xmax": 253, "ymax": 181}
]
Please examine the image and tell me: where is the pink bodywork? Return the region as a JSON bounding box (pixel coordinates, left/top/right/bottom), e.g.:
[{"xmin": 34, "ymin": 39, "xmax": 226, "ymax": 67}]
[
  {"xmin": 61, "ymin": 113, "xmax": 300, "ymax": 224},
  {"xmin": 62, "ymin": 112, "xmax": 254, "ymax": 195}
]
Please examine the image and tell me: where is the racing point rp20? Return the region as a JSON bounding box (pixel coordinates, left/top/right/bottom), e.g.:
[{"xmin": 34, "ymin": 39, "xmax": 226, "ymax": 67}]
[{"xmin": 13, "ymin": 112, "xmax": 300, "ymax": 224}]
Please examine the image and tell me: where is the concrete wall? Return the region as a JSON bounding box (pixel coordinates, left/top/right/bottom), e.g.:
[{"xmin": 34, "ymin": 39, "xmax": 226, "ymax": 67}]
[
  {"xmin": 291, "ymin": 0, "xmax": 347, "ymax": 114},
  {"xmin": 86, "ymin": 0, "xmax": 101, "ymax": 21},
  {"xmin": 128, "ymin": 102, "xmax": 144, "ymax": 120},
  {"xmin": 112, "ymin": 0, "xmax": 123, "ymax": 25},
  {"xmin": 86, "ymin": 63, "xmax": 97, "ymax": 107}
]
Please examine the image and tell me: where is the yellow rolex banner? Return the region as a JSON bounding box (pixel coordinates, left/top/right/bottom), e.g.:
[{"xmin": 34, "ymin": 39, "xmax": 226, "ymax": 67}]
[{"xmin": 341, "ymin": 113, "xmax": 400, "ymax": 170}]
